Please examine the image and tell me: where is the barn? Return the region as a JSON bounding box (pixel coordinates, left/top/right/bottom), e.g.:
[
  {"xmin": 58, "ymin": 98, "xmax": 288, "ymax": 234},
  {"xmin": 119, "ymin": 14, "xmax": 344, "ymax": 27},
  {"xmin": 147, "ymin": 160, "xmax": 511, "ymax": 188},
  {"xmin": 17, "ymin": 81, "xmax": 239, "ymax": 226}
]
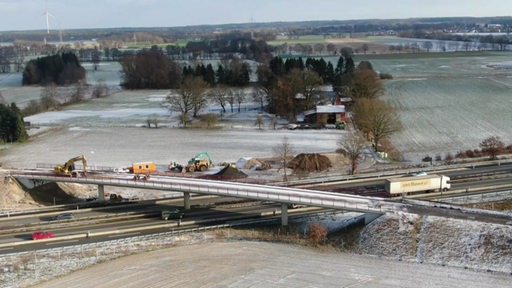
[{"xmin": 303, "ymin": 104, "xmax": 346, "ymax": 125}]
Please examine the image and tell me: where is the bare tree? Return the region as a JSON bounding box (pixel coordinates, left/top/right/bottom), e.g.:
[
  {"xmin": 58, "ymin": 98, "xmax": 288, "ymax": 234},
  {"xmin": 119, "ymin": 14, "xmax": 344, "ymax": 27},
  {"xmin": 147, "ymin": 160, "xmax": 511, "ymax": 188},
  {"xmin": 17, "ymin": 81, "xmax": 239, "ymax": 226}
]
[
  {"xmin": 40, "ymin": 84, "xmax": 59, "ymax": 110},
  {"xmin": 338, "ymin": 132, "xmax": 366, "ymax": 175},
  {"xmin": 423, "ymin": 41, "xmax": 433, "ymax": 52},
  {"xmin": 350, "ymin": 68, "xmax": 383, "ymax": 99},
  {"xmin": 201, "ymin": 113, "xmax": 219, "ymax": 128},
  {"xmin": 188, "ymin": 76, "xmax": 209, "ymax": 117},
  {"xmin": 167, "ymin": 76, "xmax": 208, "ymax": 126},
  {"xmin": 92, "ymin": 79, "xmax": 110, "ymax": 98},
  {"xmin": 361, "ymin": 43, "xmax": 369, "ymax": 54},
  {"xmin": 270, "ymin": 115, "xmax": 278, "ymax": 130},
  {"xmin": 146, "ymin": 114, "xmax": 159, "ymax": 128},
  {"xmin": 273, "ymin": 136, "xmax": 295, "ymax": 182},
  {"xmin": 233, "ymin": 89, "xmax": 245, "ymax": 113},
  {"xmin": 252, "ymin": 88, "xmax": 267, "ymax": 111},
  {"xmin": 326, "ymin": 43, "xmax": 336, "ymax": 55},
  {"xmin": 479, "ymin": 136, "xmax": 505, "ymax": 160},
  {"xmin": 353, "ymin": 98, "xmax": 402, "ymax": 152},
  {"xmin": 209, "ymin": 86, "xmax": 230, "ymax": 113},
  {"xmin": 227, "ymin": 89, "xmax": 235, "ymax": 113},
  {"xmin": 69, "ymin": 81, "xmax": 86, "ymax": 104},
  {"xmin": 255, "ymin": 114, "xmax": 264, "ymax": 130}
]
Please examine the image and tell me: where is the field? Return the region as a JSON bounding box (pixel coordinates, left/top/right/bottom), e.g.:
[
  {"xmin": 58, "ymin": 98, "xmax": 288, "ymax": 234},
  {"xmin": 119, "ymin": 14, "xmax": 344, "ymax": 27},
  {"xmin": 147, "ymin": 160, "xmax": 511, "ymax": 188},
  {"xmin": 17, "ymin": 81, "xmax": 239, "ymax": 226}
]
[
  {"xmin": 1, "ymin": 48, "xmax": 512, "ymax": 168},
  {"xmin": 373, "ymin": 52, "xmax": 512, "ymax": 161}
]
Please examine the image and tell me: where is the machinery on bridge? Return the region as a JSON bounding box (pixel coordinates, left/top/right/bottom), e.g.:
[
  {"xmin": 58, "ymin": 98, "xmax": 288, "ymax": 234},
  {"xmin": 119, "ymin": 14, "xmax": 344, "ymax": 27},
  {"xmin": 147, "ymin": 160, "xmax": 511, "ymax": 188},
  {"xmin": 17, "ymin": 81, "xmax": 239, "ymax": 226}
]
[
  {"xmin": 54, "ymin": 155, "xmax": 87, "ymax": 177},
  {"xmin": 169, "ymin": 152, "xmax": 212, "ymax": 172},
  {"xmin": 185, "ymin": 152, "xmax": 212, "ymax": 172}
]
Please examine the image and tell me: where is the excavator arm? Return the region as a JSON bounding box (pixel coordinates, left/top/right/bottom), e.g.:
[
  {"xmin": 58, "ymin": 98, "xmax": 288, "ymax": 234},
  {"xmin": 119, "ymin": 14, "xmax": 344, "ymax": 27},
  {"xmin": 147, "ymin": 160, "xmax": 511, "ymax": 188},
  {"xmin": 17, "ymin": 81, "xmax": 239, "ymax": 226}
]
[{"xmin": 54, "ymin": 155, "xmax": 87, "ymax": 177}]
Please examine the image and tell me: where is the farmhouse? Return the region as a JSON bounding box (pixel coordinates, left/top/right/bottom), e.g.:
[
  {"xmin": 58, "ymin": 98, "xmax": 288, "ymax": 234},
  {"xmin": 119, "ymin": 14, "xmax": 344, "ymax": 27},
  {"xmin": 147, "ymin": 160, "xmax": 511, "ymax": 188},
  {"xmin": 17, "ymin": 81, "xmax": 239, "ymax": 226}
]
[
  {"xmin": 302, "ymin": 94, "xmax": 350, "ymax": 125},
  {"xmin": 303, "ymin": 104, "xmax": 346, "ymax": 124}
]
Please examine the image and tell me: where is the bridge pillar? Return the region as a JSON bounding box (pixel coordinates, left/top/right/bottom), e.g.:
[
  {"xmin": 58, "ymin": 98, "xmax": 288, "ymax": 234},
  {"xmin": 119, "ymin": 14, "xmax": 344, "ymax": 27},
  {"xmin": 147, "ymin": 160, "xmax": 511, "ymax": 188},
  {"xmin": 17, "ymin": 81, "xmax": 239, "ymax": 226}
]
[
  {"xmin": 184, "ymin": 192, "xmax": 191, "ymax": 210},
  {"xmin": 281, "ymin": 203, "xmax": 288, "ymax": 226},
  {"xmin": 97, "ymin": 184, "xmax": 105, "ymax": 201}
]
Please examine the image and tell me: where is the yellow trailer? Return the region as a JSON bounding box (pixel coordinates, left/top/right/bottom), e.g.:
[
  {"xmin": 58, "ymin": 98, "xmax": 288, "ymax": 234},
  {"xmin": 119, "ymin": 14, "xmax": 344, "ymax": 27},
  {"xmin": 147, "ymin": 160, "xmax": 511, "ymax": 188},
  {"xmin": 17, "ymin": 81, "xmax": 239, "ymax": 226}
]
[{"xmin": 128, "ymin": 162, "xmax": 156, "ymax": 180}]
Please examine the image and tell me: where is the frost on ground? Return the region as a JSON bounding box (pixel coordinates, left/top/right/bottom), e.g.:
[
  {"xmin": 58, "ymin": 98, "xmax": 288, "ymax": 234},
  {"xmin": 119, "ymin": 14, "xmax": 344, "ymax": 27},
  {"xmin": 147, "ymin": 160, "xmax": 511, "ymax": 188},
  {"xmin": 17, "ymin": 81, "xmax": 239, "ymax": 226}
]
[{"xmin": 355, "ymin": 212, "xmax": 512, "ymax": 273}]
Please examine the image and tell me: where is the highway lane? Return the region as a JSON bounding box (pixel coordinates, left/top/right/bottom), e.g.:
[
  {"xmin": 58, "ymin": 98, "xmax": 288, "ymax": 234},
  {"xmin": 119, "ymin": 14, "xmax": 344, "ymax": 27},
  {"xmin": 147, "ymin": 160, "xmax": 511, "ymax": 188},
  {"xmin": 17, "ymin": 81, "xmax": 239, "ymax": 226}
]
[
  {"xmin": 0, "ymin": 200, "xmax": 327, "ymax": 254},
  {"xmin": 293, "ymin": 162, "xmax": 512, "ymax": 197}
]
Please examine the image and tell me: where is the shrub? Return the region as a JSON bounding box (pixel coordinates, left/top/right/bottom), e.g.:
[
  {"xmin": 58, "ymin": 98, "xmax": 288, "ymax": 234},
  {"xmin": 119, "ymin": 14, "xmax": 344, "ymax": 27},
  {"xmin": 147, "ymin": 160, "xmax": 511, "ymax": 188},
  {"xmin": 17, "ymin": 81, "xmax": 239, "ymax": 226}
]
[
  {"xmin": 379, "ymin": 73, "xmax": 393, "ymax": 79},
  {"xmin": 307, "ymin": 222, "xmax": 327, "ymax": 245}
]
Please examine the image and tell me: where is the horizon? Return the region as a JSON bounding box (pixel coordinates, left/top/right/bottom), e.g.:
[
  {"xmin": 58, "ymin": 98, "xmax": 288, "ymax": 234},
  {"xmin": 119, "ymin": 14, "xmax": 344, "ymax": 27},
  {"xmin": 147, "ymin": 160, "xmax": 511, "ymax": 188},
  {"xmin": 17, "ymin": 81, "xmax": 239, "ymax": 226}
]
[{"xmin": 0, "ymin": 0, "xmax": 511, "ymax": 32}]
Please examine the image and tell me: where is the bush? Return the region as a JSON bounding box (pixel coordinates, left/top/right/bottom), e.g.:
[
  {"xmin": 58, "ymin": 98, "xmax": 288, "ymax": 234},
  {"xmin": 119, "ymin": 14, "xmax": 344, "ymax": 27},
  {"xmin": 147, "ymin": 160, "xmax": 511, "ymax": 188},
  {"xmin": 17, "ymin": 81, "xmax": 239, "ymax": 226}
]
[
  {"xmin": 307, "ymin": 222, "xmax": 327, "ymax": 245},
  {"xmin": 422, "ymin": 155, "xmax": 432, "ymax": 163},
  {"xmin": 379, "ymin": 73, "xmax": 393, "ymax": 79}
]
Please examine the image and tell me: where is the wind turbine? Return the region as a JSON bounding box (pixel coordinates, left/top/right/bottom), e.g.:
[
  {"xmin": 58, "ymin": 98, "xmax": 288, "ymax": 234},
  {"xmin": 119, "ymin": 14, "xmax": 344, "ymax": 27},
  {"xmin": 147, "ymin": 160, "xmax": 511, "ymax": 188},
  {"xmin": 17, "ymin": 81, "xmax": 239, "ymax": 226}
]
[{"xmin": 42, "ymin": 1, "xmax": 52, "ymax": 44}]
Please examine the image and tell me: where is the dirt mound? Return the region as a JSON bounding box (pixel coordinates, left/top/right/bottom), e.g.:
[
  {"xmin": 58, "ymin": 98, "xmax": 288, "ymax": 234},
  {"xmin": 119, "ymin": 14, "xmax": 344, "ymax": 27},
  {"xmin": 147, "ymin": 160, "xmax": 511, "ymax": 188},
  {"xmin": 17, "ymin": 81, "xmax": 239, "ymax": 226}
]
[
  {"xmin": 27, "ymin": 182, "xmax": 82, "ymax": 205},
  {"xmin": 201, "ymin": 164, "xmax": 248, "ymax": 180},
  {"xmin": 0, "ymin": 175, "xmax": 41, "ymax": 209},
  {"xmin": 0, "ymin": 172, "xmax": 96, "ymax": 208},
  {"xmin": 287, "ymin": 153, "xmax": 332, "ymax": 174}
]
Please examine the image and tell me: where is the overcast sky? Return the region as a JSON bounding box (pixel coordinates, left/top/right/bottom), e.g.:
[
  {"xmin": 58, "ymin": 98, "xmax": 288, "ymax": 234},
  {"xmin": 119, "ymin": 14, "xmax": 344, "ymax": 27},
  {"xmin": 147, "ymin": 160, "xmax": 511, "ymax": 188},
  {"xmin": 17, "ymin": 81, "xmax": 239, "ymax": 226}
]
[{"xmin": 1, "ymin": 0, "xmax": 511, "ymax": 32}]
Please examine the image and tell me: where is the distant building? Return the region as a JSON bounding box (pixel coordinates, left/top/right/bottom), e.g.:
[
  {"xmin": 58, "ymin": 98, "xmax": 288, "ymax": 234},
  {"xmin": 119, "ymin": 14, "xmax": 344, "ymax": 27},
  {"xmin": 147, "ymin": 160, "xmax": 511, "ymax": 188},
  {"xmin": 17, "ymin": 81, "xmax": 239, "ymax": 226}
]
[{"xmin": 303, "ymin": 104, "xmax": 346, "ymax": 124}]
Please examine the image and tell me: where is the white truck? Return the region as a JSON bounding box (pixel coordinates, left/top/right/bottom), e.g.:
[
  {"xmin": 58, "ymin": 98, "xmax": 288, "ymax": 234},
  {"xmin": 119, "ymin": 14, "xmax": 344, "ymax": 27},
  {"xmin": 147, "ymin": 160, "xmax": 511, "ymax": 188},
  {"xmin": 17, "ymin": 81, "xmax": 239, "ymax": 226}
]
[{"xmin": 385, "ymin": 174, "xmax": 451, "ymax": 196}]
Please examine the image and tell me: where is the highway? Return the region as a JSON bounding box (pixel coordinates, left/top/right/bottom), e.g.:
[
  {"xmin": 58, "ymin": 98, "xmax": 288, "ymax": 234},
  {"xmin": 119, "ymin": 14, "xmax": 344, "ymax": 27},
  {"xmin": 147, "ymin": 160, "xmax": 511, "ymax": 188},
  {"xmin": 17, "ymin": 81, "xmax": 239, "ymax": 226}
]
[
  {"xmin": 0, "ymin": 197, "xmax": 330, "ymax": 254},
  {"xmin": 292, "ymin": 161, "xmax": 512, "ymax": 198}
]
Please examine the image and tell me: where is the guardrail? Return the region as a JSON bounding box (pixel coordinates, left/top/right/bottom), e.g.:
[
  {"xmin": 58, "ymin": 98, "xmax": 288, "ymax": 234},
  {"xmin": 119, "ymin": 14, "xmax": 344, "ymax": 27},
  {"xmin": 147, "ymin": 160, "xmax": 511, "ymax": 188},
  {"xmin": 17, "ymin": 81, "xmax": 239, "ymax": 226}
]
[
  {"xmin": 10, "ymin": 171, "xmax": 404, "ymax": 214},
  {"xmin": 434, "ymin": 189, "xmax": 512, "ymax": 205}
]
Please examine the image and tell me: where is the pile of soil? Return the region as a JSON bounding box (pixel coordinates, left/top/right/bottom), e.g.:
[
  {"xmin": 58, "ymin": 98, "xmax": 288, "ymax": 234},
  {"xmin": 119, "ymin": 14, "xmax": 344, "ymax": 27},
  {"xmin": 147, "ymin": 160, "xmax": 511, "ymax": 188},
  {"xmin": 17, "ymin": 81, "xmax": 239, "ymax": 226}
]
[
  {"xmin": 0, "ymin": 172, "xmax": 96, "ymax": 209},
  {"xmin": 0, "ymin": 175, "xmax": 41, "ymax": 209},
  {"xmin": 201, "ymin": 164, "xmax": 248, "ymax": 180},
  {"xmin": 27, "ymin": 182, "xmax": 82, "ymax": 205},
  {"xmin": 287, "ymin": 153, "xmax": 332, "ymax": 174}
]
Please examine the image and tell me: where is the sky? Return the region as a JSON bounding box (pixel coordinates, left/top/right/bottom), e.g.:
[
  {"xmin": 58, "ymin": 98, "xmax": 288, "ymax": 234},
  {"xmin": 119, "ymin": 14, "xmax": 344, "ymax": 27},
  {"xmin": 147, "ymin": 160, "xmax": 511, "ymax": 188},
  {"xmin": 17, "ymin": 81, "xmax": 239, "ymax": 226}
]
[{"xmin": 0, "ymin": 0, "xmax": 511, "ymax": 32}]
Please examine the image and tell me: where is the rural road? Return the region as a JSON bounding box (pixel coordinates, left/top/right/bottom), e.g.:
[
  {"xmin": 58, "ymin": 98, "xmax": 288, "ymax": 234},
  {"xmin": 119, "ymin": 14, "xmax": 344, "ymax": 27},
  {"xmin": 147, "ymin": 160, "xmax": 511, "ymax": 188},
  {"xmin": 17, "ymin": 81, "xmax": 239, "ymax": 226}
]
[{"xmin": 33, "ymin": 241, "xmax": 512, "ymax": 288}]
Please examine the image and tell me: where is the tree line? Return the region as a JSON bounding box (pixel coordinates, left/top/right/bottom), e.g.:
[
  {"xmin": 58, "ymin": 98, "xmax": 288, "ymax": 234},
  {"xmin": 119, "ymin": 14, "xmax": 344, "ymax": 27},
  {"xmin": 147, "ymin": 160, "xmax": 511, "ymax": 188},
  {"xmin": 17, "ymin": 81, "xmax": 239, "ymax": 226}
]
[{"xmin": 22, "ymin": 52, "xmax": 86, "ymax": 86}]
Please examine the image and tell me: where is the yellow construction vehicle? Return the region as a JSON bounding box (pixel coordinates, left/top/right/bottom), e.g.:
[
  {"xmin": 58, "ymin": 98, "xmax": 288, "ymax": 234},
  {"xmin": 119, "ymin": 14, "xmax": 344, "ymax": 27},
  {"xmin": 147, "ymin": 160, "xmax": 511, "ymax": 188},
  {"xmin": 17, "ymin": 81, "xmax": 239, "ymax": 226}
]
[
  {"xmin": 54, "ymin": 155, "xmax": 87, "ymax": 177},
  {"xmin": 185, "ymin": 152, "xmax": 212, "ymax": 172}
]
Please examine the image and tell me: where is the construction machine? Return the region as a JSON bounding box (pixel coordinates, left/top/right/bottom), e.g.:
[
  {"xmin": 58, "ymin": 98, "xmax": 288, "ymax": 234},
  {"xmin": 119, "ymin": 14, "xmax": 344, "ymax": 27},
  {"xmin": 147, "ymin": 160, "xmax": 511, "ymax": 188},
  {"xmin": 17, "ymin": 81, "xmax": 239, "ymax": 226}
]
[
  {"xmin": 54, "ymin": 155, "xmax": 87, "ymax": 177},
  {"xmin": 185, "ymin": 152, "xmax": 212, "ymax": 172}
]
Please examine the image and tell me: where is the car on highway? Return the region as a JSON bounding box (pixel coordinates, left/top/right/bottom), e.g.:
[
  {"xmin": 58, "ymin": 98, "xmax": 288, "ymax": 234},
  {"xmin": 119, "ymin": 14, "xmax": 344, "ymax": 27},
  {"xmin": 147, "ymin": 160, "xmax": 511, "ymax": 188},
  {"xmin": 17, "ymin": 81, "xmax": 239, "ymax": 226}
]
[
  {"xmin": 50, "ymin": 212, "xmax": 74, "ymax": 221},
  {"xmin": 32, "ymin": 231, "xmax": 54, "ymax": 240},
  {"xmin": 161, "ymin": 209, "xmax": 184, "ymax": 220}
]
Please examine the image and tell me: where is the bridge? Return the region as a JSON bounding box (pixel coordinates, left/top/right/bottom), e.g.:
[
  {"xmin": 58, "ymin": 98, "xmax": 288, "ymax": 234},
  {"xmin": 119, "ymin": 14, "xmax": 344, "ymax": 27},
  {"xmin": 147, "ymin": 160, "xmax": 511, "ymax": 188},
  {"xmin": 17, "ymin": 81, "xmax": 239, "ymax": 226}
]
[{"xmin": 11, "ymin": 170, "xmax": 407, "ymax": 225}]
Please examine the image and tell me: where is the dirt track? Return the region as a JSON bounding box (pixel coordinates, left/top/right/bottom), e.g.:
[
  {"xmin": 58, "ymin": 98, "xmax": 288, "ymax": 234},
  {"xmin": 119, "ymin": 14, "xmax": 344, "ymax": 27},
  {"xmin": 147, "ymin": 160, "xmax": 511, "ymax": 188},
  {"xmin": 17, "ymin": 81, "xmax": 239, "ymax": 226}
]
[{"xmin": 33, "ymin": 241, "xmax": 512, "ymax": 288}]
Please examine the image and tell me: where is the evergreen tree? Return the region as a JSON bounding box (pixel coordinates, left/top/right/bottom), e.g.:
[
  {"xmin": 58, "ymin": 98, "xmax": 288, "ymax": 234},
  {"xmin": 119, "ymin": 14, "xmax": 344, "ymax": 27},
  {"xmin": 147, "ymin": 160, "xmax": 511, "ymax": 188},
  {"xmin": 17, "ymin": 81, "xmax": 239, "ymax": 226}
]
[{"xmin": 0, "ymin": 103, "xmax": 27, "ymax": 143}]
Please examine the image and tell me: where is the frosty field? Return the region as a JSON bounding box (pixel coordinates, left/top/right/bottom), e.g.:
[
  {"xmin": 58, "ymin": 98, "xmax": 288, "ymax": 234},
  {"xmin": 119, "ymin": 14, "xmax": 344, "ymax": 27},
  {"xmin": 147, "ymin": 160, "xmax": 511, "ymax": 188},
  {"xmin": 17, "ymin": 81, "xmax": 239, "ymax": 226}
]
[
  {"xmin": 375, "ymin": 52, "xmax": 512, "ymax": 161},
  {"xmin": 1, "ymin": 52, "xmax": 512, "ymax": 165}
]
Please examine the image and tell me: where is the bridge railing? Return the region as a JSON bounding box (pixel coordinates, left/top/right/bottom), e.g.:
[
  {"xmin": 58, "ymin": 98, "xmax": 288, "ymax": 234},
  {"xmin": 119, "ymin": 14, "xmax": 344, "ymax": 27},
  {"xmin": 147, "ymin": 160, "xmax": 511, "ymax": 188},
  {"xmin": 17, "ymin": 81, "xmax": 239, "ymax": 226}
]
[{"xmin": 11, "ymin": 171, "xmax": 398, "ymax": 214}]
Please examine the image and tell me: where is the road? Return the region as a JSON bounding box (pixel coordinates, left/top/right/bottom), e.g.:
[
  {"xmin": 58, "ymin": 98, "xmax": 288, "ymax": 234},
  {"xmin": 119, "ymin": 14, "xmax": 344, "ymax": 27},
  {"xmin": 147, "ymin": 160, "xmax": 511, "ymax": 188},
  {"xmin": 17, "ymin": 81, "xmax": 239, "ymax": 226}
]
[{"xmin": 0, "ymin": 198, "xmax": 328, "ymax": 254}]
